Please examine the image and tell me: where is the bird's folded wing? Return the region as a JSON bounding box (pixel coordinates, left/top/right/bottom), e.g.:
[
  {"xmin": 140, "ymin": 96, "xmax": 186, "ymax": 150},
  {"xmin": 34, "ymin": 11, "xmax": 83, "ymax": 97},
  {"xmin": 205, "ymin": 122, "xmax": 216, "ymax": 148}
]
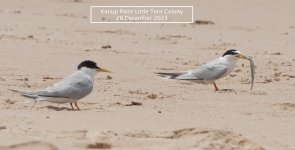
[
  {"xmin": 44, "ymin": 76, "xmax": 92, "ymax": 99},
  {"xmin": 13, "ymin": 73, "xmax": 91, "ymax": 99},
  {"xmin": 176, "ymin": 65, "xmax": 227, "ymax": 80},
  {"xmin": 8, "ymin": 88, "xmax": 69, "ymax": 100},
  {"xmin": 9, "ymin": 70, "xmax": 92, "ymax": 101}
]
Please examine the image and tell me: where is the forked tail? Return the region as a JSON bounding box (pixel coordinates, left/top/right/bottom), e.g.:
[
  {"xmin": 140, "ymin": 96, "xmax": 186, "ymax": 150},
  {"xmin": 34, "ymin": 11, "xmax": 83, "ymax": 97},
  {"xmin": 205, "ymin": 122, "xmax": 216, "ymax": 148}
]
[
  {"xmin": 8, "ymin": 89, "xmax": 39, "ymax": 99},
  {"xmin": 155, "ymin": 72, "xmax": 184, "ymax": 79}
]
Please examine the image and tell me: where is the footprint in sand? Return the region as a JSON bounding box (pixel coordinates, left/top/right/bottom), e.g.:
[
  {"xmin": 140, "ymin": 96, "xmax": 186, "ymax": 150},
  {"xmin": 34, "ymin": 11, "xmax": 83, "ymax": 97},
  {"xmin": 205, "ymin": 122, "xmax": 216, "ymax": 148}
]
[
  {"xmin": 0, "ymin": 141, "xmax": 58, "ymax": 150},
  {"xmin": 86, "ymin": 128, "xmax": 265, "ymax": 150}
]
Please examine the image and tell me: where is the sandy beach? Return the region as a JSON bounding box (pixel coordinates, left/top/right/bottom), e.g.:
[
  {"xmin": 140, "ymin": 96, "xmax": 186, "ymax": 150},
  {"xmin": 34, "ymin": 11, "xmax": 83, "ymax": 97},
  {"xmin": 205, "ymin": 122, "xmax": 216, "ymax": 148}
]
[{"xmin": 0, "ymin": 0, "xmax": 295, "ymax": 149}]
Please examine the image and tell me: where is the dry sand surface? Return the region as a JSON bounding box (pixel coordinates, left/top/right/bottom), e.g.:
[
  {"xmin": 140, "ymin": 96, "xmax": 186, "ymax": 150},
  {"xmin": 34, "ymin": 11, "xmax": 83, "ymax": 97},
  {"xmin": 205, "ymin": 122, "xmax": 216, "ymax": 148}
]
[{"xmin": 0, "ymin": 0, "xmax": 295, "ymax": 149}]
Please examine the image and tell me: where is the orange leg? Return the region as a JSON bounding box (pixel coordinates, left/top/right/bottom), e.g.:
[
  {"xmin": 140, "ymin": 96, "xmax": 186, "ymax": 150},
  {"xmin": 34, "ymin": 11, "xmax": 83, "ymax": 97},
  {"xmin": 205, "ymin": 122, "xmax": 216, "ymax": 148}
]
[
  {"xmin": 213, "ymin": 82, "xmax": 220, "ymax": 91},
  {"xmin": 74, "ymin": 102, "xmax": 80, "ymax": 110},
  {"xmin": 70, "ymin": 103, "xmax": 75, "ymax": 110}
]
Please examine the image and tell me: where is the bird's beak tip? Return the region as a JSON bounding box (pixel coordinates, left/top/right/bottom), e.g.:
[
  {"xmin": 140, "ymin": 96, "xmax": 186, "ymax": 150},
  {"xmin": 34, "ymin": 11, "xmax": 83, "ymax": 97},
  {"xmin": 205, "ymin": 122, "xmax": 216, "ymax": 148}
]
[
  {"xmin": 238, "ymin": 54, "xmax": 249, "ymax": 60},
  {"xmin": 96, "ymin": 68, "xmax": 112, "ymax": 73}
]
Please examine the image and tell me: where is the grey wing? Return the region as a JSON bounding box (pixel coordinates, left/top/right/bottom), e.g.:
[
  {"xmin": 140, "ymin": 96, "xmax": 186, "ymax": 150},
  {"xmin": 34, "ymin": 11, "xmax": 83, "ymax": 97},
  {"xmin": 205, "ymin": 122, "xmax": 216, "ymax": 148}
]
[
  {"xmin": 175, "ymin": 65, "xmax": 228, "ymax": 80},
  {"xmin": 13, "ymin": 72, "xmax": 93, "ymax": 100},
  {"xmin": 43, "ymin": 72, "xmax": 93, "ymax": 99}
]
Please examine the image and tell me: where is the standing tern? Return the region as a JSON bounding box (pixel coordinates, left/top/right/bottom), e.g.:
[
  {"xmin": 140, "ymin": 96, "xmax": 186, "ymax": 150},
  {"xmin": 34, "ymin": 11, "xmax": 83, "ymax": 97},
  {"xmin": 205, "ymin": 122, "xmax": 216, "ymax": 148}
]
[
  {"xmin": 156, "ymin": 49, "xmax": 251, "ymax": 91},
  {"xmin": 10, "ymin": 60, "xmax": 111, "ymax": 110}
]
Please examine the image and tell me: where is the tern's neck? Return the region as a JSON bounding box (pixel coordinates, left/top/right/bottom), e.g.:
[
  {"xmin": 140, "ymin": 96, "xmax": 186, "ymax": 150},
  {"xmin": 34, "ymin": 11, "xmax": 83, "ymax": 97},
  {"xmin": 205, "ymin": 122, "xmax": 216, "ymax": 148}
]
[
  {"xmin": 221, "ymin": 56, "xmax": 238, "ymax": 74},
  {"xmin": 221, "ymin": 55, "xmax": 238, "ymax": 64},
  {"xmin": 79, "ymin": 67, "xmax": 97, "ymax": 79}
]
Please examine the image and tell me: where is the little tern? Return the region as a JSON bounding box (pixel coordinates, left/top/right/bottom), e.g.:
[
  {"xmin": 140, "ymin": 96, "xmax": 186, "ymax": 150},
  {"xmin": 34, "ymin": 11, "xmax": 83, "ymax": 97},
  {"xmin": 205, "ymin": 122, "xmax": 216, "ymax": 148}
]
[
  {"xmin": 10, "ymin": 60, "xmax": 111, "ymax": 110},
  {"xmin": 156, "ymin": 49, "xmax": 251, "ymax": 91}
]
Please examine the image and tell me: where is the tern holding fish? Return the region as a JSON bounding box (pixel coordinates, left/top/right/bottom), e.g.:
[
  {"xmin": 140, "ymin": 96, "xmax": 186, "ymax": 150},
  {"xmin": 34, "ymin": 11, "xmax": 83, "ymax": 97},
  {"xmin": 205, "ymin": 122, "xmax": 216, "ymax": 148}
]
[{"xmin": 156, "ymin": 49, "xmax": 255, "ymax": 91}]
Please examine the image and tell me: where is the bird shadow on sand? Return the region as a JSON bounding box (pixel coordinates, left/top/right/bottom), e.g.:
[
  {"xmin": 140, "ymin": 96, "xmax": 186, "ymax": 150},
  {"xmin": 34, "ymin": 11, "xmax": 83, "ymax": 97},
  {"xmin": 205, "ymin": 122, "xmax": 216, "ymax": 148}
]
[
  {"xmin": 44, "ymin": 105, "xmax": 107, "ymax": 111},
  {"xmin": 45, "ymin": 106, "xmax": 73, "ymax": 111},
  {"xmin": 217, "ymin": 89, "xmax": 237, "ymax": 93},
  {"xmin": 217, "ymin": 89, "xmax": 254, "ymax": 94}
]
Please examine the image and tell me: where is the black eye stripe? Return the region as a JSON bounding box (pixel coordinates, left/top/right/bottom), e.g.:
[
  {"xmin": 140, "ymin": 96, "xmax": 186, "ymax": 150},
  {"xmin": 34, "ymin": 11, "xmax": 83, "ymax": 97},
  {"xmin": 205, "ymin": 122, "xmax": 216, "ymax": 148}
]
[
  {"xmin": 222, "ymin": 49, "xmax": 238, "ymax": 57},
  {"xmin": 77, "ymin": 60, "xmax": 99, "ymax": 70}
]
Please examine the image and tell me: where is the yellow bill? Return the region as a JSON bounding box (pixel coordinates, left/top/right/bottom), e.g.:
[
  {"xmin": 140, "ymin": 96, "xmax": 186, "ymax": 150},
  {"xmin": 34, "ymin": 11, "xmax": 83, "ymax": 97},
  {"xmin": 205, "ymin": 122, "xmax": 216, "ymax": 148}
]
[
  {"xmin": 237, "ymin": 53, "xmax": 248, "ymax": 59},
  {"xmin": 96, "ymin": 68, "xmax": 112, "ymax": 73}
]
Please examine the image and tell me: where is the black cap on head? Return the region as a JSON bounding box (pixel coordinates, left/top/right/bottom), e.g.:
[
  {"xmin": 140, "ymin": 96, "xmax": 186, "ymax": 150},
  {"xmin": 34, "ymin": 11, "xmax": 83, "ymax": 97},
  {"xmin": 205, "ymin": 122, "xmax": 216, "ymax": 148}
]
[
  {"xmin": 222, "ymin": 49, "xmax": 239, "ymax": 57},
  {"xmin": 78, "ymin": 60, "xmax": 100, "ymax": 70}
]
